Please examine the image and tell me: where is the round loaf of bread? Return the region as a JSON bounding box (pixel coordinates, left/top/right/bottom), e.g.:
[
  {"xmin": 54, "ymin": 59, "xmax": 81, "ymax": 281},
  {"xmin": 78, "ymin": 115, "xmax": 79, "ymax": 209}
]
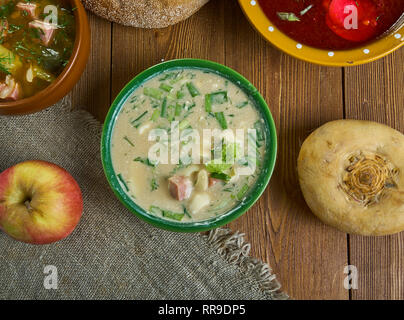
[{"xmin": 82, "ymin": 0, "xmax": 210, "ymax": 28}]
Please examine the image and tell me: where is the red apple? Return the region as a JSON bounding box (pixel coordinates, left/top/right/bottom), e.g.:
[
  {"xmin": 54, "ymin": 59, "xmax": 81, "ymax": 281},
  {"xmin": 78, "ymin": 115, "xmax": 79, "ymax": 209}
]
[{"xmin": 0, "ymin": 160, "xmax": 83, "ymax": 244}]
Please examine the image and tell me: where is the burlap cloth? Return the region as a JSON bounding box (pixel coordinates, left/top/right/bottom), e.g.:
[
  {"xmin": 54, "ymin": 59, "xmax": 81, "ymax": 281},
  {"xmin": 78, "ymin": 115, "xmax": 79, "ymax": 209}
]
[{"xmin": 0, "ymin": 98, "xmax": 287, "ymax": 300}]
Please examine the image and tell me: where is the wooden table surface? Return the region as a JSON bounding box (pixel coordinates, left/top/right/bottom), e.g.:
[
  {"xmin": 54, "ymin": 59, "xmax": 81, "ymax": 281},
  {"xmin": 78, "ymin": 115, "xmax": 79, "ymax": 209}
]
[{"xmin": 71, "ymin": 1, "xmax": 404, "ymax": 300}]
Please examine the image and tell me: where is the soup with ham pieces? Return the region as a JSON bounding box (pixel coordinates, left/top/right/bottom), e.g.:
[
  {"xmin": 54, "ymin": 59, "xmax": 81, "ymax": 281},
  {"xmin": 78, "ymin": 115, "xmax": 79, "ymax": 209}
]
[
  {"xmin": 111, "ymin": 68, "xmax": 267, "ymax": 223},
  {"xmin": 0, "ymin": 0, "xmax": 75, "ymax": 101}
]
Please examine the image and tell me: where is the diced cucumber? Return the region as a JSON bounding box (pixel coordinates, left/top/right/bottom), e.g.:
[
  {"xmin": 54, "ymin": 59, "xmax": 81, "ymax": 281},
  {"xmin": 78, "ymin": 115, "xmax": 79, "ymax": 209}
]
[
  {"xmin": 162, "ymin": 210, "xmax": 185, "ymax": 221},
  {"xmin": 159, "ymin": 83, "xmax": 173, "ymax": 92},
  {"xmin": 0, "ymin": 44, "xmax": 22, "ymax": 75},
  {"xmin": 144, "ymin": 87, "xmax": 162, "ymax": 100}
]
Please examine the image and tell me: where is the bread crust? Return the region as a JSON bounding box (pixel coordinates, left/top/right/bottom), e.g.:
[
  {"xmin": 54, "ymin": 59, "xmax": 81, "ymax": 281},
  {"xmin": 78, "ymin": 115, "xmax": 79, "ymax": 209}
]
[{"xmin": 83, "ymin": 0, "xmax": 210, "ymax": 28}]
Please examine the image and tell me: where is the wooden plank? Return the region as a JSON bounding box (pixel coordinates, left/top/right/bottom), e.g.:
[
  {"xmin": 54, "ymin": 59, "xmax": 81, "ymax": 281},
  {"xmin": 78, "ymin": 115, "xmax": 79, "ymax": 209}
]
[
  {"xmin": 71, "ymin": 13, "xmax": 112, "ymax": 121},
  {"xmin": 110, "ymin": 1, "xmax": 225, "ymax": 100},
  {"xmin": 224, "ymin": 2, "xmax": 349, "ymax": 300},
  {"xmin": 344, "ymin": 50, "xmax": 404, "ymax": 300}
]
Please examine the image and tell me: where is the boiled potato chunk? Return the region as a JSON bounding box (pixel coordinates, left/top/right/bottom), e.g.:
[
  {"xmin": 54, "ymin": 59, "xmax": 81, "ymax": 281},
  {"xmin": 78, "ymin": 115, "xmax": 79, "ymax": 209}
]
[
  {"xmin": 189, "ymin": 193, "xmax": 210, "ymax": 214},
  {"xmin": 195, "ymin": 170, "xmax": 209, "ymax": 192}
]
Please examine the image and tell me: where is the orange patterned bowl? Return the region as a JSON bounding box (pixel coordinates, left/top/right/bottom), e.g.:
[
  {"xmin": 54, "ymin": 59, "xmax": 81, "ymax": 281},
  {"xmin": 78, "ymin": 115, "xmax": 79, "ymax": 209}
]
[{"xmin": 239, "ymin": 0, "xmax": 404, "ymax": 67}]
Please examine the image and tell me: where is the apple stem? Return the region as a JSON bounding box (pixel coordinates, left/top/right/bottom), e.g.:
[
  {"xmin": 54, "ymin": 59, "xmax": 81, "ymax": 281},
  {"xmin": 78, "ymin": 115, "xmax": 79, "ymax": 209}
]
[{"xmin": 24, "ymin": 200, "xmax": 33, "ymax": 212}]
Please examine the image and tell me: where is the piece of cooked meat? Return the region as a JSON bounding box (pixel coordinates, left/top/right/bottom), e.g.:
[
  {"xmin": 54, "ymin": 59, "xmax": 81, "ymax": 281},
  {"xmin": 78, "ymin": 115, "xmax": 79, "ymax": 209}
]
[{"xmin": 168, "ymin": 176, "xmax": 193, "ymax": 201}]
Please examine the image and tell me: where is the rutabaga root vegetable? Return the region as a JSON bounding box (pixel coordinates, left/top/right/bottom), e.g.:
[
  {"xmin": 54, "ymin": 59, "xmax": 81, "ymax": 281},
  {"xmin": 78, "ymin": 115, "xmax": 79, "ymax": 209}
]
[{"xmin": 297, "ymin": 120, "xmax": 404, "ymax": 236}]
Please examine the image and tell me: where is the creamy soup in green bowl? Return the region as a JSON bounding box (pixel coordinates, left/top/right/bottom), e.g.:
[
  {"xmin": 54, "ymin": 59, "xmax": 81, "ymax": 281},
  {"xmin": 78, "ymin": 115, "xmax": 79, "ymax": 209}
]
[{"xmin": 101, "ymin": 59, "xmax": 277, "ymax": 232}]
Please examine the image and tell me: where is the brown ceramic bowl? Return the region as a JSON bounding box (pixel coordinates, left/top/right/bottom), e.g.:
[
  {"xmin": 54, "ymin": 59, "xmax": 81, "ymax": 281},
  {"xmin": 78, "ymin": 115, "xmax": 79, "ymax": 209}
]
[{"xmin": 0, "ymin": 0, "xmax": 91, "ymax": 115}]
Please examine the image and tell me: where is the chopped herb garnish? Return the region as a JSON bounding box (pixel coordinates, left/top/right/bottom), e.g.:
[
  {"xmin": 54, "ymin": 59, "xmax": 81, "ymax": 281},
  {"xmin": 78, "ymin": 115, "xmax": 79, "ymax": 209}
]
[
  {"xmin": 210, "ymin": 91, "xmax": 228, "ymax": 104},
  {"xmin": 177, "ymin": 90, "xmax": 185, "ymax": 99},
  {"xmin": 237, "ymin": 183, "xmax": 249, "ymax": 200},
  {"xmin": 134, "ymin": 157, "xmax": 158, "ymax": 167},
  {"xmin": 205, "ymin": 94, "xmax": 212, "ymax": 113},
  {"xmin": 210, "ymin": 172, "xmax": 231, "ymax": 182},
  {"xmin": 151, "ymin": 177, "xmax": 159, "ymax": 191},
  {"xmin": 162, "ymin": 210, "xmax": 185, "ymax": 221},
  {"xmin": 235, "ymin": 101, "xmax": 248, "ymax": 109},
  {"xmin": 300, "ymin": 5, "xmax": 313, "ymax": 16},
  {"xmin": 277, "ymin": 12, "xmax": 301, "ymax": 22},
  {"xmin": 160, "ymin": 97, "xmax": 167, "ymax": 118},
  {"xmin": 254, "ymin": 120, "xmax": 265, "ymax": 142},
  {"xmin": 186, "ymin": 82, "xmax": 200, "ymax": 97},
  {"xmin": 123, "ymin": 136, "xmax": 134, "ymax": 147},
  {"xmin": 150, "ymin": 206, "xmax": 184, "ymax": 221},
  {"xmin": 183, "ymin": 205, "xmax": 192, "ymax": 218},
  {"xmin": 175, "ymin": 103, "xmax": 183, "ymax": 117},
  {"xmin": 144, "ymin": 87, "xmax": 162, "ymax": 100},
  {"xmin": 151, "ymin": 109, "xmax": 160, "ymax": 121},
  {"xmin": 214, "ymin": 112, "xmax": 228, "ymax": 129},
  {"xmin": 131, "ymin": 111, "xmax": 148, "ymax": 128},
  {"xmin": 159, "ymin": 83, "xmax": 173, "ymax": 92},
  {"xmin": 117, "ymin": 174, "xmax": 129, "ymax": 192}
]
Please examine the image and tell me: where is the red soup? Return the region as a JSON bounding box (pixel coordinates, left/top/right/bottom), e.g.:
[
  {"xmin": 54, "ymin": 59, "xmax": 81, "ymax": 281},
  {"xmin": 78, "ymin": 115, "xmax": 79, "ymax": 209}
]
[{"xmin": 258, "ymin": 0, "xmax": 404, "ymax": 50}]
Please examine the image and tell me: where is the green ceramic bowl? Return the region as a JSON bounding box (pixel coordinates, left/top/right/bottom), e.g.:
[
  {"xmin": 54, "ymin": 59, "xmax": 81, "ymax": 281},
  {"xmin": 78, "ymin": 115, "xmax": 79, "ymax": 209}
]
[{"xmin": 101, "ymin": 59, "xmax": 277, "ymax": 232}]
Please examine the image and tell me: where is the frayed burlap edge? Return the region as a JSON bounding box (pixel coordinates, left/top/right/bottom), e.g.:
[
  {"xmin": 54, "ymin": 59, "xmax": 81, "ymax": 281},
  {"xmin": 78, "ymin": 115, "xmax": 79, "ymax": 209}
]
[
  {"xmin": 204, "ymin": 229, "xmax": 289, "ymax": 300},
  {"xmin": 67, "ymin": 97, "xmax": 288, "ymax": 300}
]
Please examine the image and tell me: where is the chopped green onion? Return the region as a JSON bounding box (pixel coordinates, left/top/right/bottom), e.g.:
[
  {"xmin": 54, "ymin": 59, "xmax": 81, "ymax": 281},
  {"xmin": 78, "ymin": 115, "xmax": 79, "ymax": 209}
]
[
  {"xmin": 237, "ymin": 183, "xmax": 249, "ymax": 200},
  {"xmin": 179, "ymin": 119, "xmax": 190, "ymax": 131},
  {"xmin": 150, "ymin": 206, "xmax": 162, "ymax": 215},
  {"xmin": 300, "ymin": 5, "xmax": 313, "ymax": 16},
  {"xmin": 143, "ymin": 87, "xmax": 162, "ymax": 100},
  {"xmin": 117, "ymin": 174, "xmax": 129, "ymax": 192},
  {"xmin": 205, "ymin": 94, "xmax": 212, "ymax": 113},
  {"xmin": 236, "ymin": 101, "xmax": 248, "ymax": 109},
  {"xmin": 159, "ymin": 83, "xmax": 173, "ymax": 92},
  {"xmin": 160, "ymin": 97, "xmax": 167, "ymax": 118},
  {"xmin": 151, "ymin": 177, "xmax": 159, "ymax": 191},
  {"xmin": 215, "ymin": 112, "xmax": 228, "ymax": 129},
  {"xmin": 167, "ymin": 105, "xmax": 176, "ymax": 122},
  {"xmin": 210, "ymin": 172, "xmax": 231, "ymax": 182},
  {"xmin": 277, "ymin": 12, "xmax": 300, "ymax": 22},
  {"xmin": 134, "ymin": 157, "xmax": 158, "ymax": 167},
  {"xmin": 186, "ymin": 82, "xmax": 200, "ymax": 97},
  {"xmin": 205, "ymin": 162, "xmax": 232, "ymax": 174},
  {"xmin": 123, "ymin": 136, "xmax": 134, "ymax": 147},
  {"xmin": 177, "ymin": 90, "xmax": 185, "ymax": 99},
  {"xmin": 183, "ymin": 205, "xmax": 192, "ymax": 218},
  {"xmin": 131, "ymin": 111, "xmax": 148, "ymax": 128},
  {"xmin": 175, "ymin": 103, "xmax": 183, "ymax": 117},
  {"xmin": 210, "ymin": 91, "xmax": 228, "ymax": 104},
  {"xmin": 162, "ymin": 210, "xmax": 185, "ymax": 221},
  {"xmin": 254, "ymin": 120, "xmax": 265, "ymax": 142},
  {"xmin": 151, "ymin": 109, "xmax": 160, "ymax": 121}
]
